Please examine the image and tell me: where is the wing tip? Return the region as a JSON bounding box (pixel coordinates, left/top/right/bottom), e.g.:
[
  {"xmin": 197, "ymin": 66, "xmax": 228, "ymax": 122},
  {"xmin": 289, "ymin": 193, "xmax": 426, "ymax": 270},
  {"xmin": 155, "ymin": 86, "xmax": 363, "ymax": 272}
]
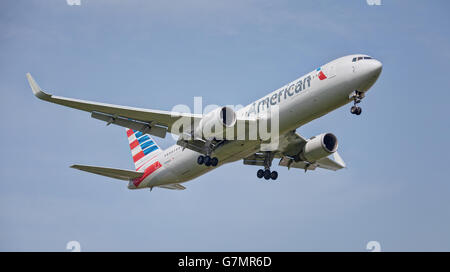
[
  {"xmin": 333, "ymin": 152, "xmax": 347, "ymax": 168},
  {"xmin": 26, "ymin": 73, "xmax": 51, "ymax": 100}
]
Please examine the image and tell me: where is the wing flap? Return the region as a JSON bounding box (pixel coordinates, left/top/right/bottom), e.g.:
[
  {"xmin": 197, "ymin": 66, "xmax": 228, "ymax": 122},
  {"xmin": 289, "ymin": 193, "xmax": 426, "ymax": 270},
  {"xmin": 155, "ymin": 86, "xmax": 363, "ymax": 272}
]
[
  {"xmin": 278, "ymin": 152, "xmax": 346, "ymax": 171},
  {"xmin": 71, "ymin": 164, "xmax": 144, "ymax": 181},
  {"xmin": 91, "ymin": 111, "xmax": 168, "ymax": 138},
  {"xmin": 243, "ymin": 153, "xmax": 266, "ymax": 166},
  {"xmin": 278, "ymin": 157, "xmax": 318, "ymax": 171}
]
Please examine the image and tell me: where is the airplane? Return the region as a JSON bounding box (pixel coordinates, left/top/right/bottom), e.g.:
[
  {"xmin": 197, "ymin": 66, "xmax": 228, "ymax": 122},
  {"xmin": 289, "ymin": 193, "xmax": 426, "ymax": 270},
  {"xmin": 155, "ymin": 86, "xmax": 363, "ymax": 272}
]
[{"xmin": 27, "ymin": 54, "xmax": 382, "ymax": 191}]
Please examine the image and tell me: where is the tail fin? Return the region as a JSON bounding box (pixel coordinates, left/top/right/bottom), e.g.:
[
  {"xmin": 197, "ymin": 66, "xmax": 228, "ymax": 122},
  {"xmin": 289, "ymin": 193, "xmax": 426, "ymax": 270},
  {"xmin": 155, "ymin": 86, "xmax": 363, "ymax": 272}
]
[{"xmin": 126, "ymin": 128, "xmax": 163, "ymax": 170}]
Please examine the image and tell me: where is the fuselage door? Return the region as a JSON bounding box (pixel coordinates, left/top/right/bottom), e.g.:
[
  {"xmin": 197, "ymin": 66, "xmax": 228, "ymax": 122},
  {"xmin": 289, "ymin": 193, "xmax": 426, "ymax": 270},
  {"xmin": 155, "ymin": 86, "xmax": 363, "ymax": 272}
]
[{"xmin": 326, "ymin": 65, "xmax": 336, "ymax": 78}]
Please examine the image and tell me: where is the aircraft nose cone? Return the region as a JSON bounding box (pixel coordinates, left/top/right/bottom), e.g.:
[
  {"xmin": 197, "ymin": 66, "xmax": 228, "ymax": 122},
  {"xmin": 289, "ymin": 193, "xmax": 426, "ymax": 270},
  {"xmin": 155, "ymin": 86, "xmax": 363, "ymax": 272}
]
[
  {"xmin": 369, "ymin": 59, "xmax": 383, "ymax": 78},
  {"xmin": 356, "ymin": 58, "xmax": 383, "ymax": 92}
]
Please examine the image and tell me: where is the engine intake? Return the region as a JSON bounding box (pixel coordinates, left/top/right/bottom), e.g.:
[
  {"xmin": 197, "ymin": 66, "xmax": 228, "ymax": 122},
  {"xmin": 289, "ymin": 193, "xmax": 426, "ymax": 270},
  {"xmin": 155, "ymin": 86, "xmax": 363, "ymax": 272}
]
[
  {"xmin": 195, "ymin": 106, "xmax": 237, "ymax": 139},
  {"xmin": 300, "ymin": 133, "xmax": 338, "ymax": 162}
]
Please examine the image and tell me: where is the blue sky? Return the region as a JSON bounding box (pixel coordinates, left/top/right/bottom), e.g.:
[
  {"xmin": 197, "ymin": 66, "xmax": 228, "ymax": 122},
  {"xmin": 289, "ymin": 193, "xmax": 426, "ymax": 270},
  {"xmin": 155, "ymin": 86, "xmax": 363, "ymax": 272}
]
[{"xmin": 1, "ymin": 0, "xmax": 449, "ymax": 251}]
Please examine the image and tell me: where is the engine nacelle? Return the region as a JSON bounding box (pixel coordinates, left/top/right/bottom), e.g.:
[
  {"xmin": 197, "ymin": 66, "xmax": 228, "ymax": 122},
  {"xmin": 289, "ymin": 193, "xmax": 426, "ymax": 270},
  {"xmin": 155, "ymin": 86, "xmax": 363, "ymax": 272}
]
[
  {"xmin": 195, "ymin": 106, "xmax": 237, "ymax": 139},
  {"xmin": 300, "ymin": 133, "xmax": 338, "ymax": 162}
]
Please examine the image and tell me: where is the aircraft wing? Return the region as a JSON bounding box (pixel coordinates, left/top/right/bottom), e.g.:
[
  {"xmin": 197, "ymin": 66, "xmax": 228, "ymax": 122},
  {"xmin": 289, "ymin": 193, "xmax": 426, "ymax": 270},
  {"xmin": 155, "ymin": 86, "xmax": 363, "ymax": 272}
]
[
  {"xmin": 243, "ymin": 130, "xmax": 346, "ymax": 171},
  {"xmin": 27, "ymin": 73, "xmax": 202, "ymax": 138}
]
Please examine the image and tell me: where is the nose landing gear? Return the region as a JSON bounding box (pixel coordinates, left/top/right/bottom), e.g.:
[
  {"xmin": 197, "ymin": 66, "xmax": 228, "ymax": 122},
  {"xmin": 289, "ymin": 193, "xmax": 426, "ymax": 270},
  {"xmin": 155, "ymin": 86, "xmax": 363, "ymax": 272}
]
[
  {"xmin": 350, "ymin": 90, "xmax": 364, "ymax": 115},
  {"xmin": 351, "ymin": 105, "xmax": 362, "ymax": 115}
]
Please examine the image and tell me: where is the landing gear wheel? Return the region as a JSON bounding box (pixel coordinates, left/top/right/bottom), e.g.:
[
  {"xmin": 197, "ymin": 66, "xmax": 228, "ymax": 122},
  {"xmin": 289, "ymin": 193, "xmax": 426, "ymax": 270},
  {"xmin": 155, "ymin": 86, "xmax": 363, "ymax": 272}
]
[
  {"xmin": 350, "ymin": 90, "xmax": 364, "ymax": 115},
  {"xmin": 264, "ymin": 169, "xmax": 271, "ymax": 180},
  {"xmin": 351, "ymin": 106, "xmax": 362, "ymax": 115},
  {"xmin": 197, "ymin": 155, "xmax": 204, "ymax": 165},
  {"xmin": 257, "ymin": 169, "xmax": 264, "ymax": 179},
  {"xmin": 211, "ymin": 157, "xmax": 219, "ymax": 167},
  {"xmin": 270, "ymin": 171, "xmax": 278, "ymax": 180},
  {"xmin": 204, "ymin": 156, "xmax": 211, "ymax": 166}
]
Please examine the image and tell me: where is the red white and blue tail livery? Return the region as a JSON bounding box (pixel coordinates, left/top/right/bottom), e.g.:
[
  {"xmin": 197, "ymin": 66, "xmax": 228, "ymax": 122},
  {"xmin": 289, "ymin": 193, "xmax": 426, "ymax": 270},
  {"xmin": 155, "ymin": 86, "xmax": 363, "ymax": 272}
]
[{"xmin": 126, "ymin": 129, "xmax": 161, "ymax": 170}]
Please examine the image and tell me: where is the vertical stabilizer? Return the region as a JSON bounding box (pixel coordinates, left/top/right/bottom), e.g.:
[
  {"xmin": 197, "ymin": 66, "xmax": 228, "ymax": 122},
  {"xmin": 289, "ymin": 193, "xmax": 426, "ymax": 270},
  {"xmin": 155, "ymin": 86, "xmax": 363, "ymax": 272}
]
[{"xmin": 126, "ymin": 129, "xmax": 162, "ymax": 170}]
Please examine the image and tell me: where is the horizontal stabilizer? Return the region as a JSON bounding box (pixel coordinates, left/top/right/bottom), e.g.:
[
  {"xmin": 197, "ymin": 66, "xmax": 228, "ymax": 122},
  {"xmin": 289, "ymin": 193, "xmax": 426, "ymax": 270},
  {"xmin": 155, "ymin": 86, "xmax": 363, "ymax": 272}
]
[
  {"xmin": 158, "ymin": 184, "xmax": 186, "ymax": 190},
  {"xmin": 71, "ymin": 164, "xmax": 144, "ymax": 181}
]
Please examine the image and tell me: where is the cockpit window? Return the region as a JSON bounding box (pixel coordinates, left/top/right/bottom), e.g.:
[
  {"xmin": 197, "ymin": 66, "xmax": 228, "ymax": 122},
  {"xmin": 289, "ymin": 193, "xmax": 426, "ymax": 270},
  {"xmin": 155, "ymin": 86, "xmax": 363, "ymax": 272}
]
[{"xmin": 353, "ymin": 56, "xmax": 373, "ymax": 62}]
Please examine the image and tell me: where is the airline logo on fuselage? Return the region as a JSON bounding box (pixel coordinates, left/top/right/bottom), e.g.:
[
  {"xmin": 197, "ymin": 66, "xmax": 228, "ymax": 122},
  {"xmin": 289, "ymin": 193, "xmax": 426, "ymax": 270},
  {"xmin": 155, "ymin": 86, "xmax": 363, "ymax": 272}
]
[
  {"xmin": 317, "ymin": 67, "xmax": 327, "ymax": 80},
  {"xmin": 246, "ymin": 74, "xmax": 312, "ymax": 116}
]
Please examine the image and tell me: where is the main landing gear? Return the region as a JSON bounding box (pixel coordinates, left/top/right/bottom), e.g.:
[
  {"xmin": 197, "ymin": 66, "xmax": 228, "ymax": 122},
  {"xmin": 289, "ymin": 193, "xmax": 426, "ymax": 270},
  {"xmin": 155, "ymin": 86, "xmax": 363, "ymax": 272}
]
[
  {"xmin": 350, "ymin": 90, "xmax": 364, "ymax": 115},
  {"xmin": 197, "ymin": 139, "xmax": 220, "ymax": 167},
  {"xmin": 256, "ymin": 151, "xmax": 278, "ymax": 181},
  {"xmin": 257, "ymin": 169, "xmax": 278, "ymax": 180},
  {"xmin": 197, "ymin": 155, "xmax": 219, "ymax": 167}
]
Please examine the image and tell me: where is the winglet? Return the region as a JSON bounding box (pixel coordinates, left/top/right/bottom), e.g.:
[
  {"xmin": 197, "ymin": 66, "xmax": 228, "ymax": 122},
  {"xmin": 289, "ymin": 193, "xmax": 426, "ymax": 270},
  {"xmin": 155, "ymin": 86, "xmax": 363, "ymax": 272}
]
[
  {"xmin": 26, "ymin": 73, "xmax": 51, "ymax": 100},
  {"xmin": 333, "ymin": 152, "xmax": 346, "ymax": 168}
]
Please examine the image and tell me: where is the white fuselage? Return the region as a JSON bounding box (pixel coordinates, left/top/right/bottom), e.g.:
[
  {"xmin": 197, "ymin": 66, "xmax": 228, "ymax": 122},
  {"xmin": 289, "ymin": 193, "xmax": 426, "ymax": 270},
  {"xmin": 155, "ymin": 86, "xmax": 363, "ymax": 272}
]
[{"xmin": 129, "ymin": 54, "xmax": 382, "ymax": 189}]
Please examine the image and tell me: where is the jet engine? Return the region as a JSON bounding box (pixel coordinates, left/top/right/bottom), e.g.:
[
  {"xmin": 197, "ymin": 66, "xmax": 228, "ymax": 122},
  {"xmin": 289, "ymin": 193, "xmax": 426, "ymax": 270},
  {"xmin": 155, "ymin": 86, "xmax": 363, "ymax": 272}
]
[
  {"xmin": 195, "ymin": 106, "xmax": 237, "ymax": 139},
  {"xmin": 299, "ymin": 133, "xmax": 338, "ymax": 162}
]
